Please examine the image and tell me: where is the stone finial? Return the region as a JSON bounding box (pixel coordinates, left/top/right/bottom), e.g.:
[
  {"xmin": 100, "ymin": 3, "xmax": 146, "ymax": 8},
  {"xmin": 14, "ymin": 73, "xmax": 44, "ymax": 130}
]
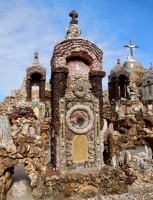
[
  {"xmin": 117, "ymin": 58, "xmax": 120, "ymax": 65},
  {"xmin": 33, "ymin": 52, "xmax": 39, "ymax": 64},
  {"xmin": 65, "ymin": 10, "xmax": 82, "ymax": 39},
  {"xmin": 150, "ymin": 62, "xmax": 153, "ymax": 69},
  {"xmin": 34, "ymin": 52, "xmax": 38, "ymax": 59},
  {"xmin": 69, "ymin": 10, "xmax": 78, "ymax": 25}
]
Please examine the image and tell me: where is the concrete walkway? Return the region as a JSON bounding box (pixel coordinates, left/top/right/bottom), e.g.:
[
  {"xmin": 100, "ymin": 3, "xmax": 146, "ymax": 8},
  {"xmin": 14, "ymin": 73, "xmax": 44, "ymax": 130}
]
[{"xmin": 6, "ymin": 164, "xmax": 34, "ymax": 200}]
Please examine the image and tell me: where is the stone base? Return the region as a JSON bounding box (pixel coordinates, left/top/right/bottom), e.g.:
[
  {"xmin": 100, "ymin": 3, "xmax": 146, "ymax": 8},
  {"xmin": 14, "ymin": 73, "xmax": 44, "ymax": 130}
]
[{"xmin": 45, "ymin": 165, "xmax": 128, "ymax": 199}]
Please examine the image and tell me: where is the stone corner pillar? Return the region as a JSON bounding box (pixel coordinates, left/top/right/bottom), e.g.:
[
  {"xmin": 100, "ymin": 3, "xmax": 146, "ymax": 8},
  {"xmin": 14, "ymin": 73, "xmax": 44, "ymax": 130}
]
[
  {"xmin": 40, "ymin": 78, "xmax": 46, "ymax": 103},
  {"xmin": 26, "ymin": 77, "xmax": 32, "ymax": 102},
  {"xmin": 89, "ymin": 70, "xmax": 106, "ymax": 129},
  {"xmin": 50, "ymin": 67, "xmax": 69, "ymax": 167}
]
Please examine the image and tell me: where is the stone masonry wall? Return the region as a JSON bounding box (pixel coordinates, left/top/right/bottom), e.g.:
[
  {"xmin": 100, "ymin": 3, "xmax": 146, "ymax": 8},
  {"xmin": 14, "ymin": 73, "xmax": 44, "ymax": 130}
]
[{"xmin": 0, "ymin": 106, "xmax": 50, "ymax": 200}]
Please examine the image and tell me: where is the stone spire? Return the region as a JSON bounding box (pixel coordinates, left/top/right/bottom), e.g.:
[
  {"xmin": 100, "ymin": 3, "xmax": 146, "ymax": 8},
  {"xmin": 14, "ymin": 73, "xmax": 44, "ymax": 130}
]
[
  {"xmin": 27, "ymin": 52, "xmax": 46, "ymax": 70},
  {"xmin": 117, "ymin": 58, "xmax": 120, "ymax": 65},
  {"xmin": 65, "ymin": 10, "xmax": 82, "ymax": 39},
  {"xmin": 34, "ymin": 52, "xmax": 39, "ymax": 64},
  {"xmin": 150, "ymin": 62, "xmax": 153, "ymax": 70}
]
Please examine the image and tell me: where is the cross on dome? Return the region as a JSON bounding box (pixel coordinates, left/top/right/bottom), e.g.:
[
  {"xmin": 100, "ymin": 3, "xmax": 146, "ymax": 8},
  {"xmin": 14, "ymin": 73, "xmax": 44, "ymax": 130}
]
[
  {"xmin": 117, "ymin": 58, "xmax": 120, "ymax": 65},
  {"xmin": 69, "ymin": 10, "xmax": 78, "ymax": 25},
  {"xmin": 34, "ymin": 52, "xmax": 38, "ymax": 59},
  {"xmin": 124, "ymin": 41, "xmax": 139, "ymax": 58}
]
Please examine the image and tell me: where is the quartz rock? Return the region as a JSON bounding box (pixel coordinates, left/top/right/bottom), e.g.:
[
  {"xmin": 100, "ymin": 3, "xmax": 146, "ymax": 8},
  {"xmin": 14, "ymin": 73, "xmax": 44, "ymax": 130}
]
[
  {"xmin": 12, "ymin": 181, "xmax": 27, "ymax": 197},
  {"xmin": 29, "ymin": 173, "xmax": 38, "ymax": 187}
]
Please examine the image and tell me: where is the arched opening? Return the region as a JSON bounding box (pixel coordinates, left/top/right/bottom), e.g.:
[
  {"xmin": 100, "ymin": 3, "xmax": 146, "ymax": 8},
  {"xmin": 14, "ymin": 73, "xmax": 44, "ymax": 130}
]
[
  {"xmin": 31, "ymin": 73, "xmax": 42, "ymax": 100},
  {"xmin": 6, "ymin": 164, "xmax": 32, "ymax": 199},
  {"xmin": 66, "ymin": 56, "xmax": 91, "ymax": 77},
  {"xmin": 119, "ymin": 75, "xmax": 128, "ymax": 99}
]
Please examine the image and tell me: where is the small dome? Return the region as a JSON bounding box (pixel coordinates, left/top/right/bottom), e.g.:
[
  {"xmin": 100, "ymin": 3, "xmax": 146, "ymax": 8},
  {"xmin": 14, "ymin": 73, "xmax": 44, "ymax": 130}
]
[
  {"xmin": 26, "ymin": 52, "xmax": 46, "ymax": 78},
  {"xmin": 109, "ymin": 59, "xmax": 129, "ymax": 81}
]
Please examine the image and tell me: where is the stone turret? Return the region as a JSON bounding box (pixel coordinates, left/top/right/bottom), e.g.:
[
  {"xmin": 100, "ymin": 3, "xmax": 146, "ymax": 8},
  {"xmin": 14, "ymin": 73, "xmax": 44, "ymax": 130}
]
[
  {"xmin": 108, "ymin": 59, "xmax": 130, "ymax": 102},
  {"xmin": 26, "ymin": 52, "xmax": 46, "ymax": 102},
  {"xmin": 142, "ymin": 62, "xmax": 153, "ymax": 102},
  {"xmin": 50, "ymin": 10, "xmax": 105, "ymax": 171}
]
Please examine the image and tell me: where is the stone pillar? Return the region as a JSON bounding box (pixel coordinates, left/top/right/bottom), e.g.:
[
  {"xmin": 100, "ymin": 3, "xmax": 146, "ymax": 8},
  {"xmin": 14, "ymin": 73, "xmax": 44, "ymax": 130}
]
[
  {"xmin": 26, "ymin": 77, "xmax": 32, "ymax": 101},
  {"xmin": 145, "ymin": 86, "xmax": 150, "ymax": 100},
  {"xmin": 40, "ymin": 78, "xmax": 46, "ymax": 102},
  {"xmin": 125, "ymin": 80, "xmax": 130, "ymax": 99},
  {"xmin": 142, "ymin": 86, "xmax": 146, "ymax": 101},
  {"xmin": 151, "ymin": 84, "xmax": 153, "ymax": 99},
  {"xmin": 114, "ymin": 78, "xmax": 119, "ymax": 100},
  {"xmin": 89, "ymin": 70, "xmax": 106, "ymax": 129},
  {"xmin": 50, "ymin": 67, "xmax": 68, "ymax": 167},
  {"xmin": 108, "ymin": 82, "xmax": 114, "ymax": 101}
]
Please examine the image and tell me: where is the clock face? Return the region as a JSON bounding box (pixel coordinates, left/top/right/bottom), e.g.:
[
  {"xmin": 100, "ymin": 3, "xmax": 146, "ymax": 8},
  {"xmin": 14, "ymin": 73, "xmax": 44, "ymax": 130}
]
[{"xmin": 66, "ymin": 105, "xmax": 94, "ymax": 134}]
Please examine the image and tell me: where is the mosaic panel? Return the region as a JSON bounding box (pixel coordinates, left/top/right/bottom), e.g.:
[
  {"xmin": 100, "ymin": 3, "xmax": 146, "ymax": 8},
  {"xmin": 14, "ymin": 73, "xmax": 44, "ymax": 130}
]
[{"xmin": 67, "ymin": 60, "xmax": 89, "ymax": 77}]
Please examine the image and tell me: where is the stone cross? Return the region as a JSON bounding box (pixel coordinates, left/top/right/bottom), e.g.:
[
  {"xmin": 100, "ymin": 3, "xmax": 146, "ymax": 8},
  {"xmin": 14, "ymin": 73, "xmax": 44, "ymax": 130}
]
[
  {"xmin": 69, "ymin": 10, "xmax": 78, "ymax": 25},
  {"xmin": 34, "ymin": 52, "xmax": 38, "ymax": 59},
  {"xmin": 117, "ymin": 58, "xmax": 120, "ymax": 65},
  {"xmin": 124, "ymin": 41, "xmax": 139, "ymax": 58}
]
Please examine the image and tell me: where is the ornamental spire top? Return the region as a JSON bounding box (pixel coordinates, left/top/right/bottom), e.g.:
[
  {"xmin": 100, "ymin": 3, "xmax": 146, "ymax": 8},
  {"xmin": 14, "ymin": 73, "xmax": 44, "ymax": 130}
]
[
  {"xmin": 65, "ymin": 10, "xmax": 82, "ymax": 39},
  {"xmin": 69, "ymin": 10, "xmax": 78, "ymax": 25}
]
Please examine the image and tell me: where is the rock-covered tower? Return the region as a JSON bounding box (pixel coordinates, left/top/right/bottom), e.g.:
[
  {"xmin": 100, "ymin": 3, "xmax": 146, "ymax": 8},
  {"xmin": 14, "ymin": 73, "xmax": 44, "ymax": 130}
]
[
  {"xmin": 108, "ymin": 59, "xmax": 130, "ymax": 102},
  {"xmin": 26, "ymin": 52, "xmax": 46, "ymax": 102},
  {"xmin": 50, "ymin": 11, "xmax": 105, "ymax": 170},
  {"xmin": 142, "ymin": 62, "xmax": 153, "ymax": 102}
]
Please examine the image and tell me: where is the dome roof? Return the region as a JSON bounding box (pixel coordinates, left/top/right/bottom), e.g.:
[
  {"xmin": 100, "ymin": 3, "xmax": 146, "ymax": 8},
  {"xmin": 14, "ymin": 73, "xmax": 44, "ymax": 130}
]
[
  {"xmin": 109, "ymin": 59, "xmax": 130, "ymax": 81},
  {"xmin": 26, "ymin": 52, "xmax": 46, "ymax": 78}
]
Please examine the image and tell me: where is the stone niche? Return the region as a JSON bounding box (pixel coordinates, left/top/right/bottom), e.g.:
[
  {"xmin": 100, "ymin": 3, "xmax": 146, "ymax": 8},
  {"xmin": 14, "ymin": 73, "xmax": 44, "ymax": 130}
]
[
  {"xmin": 26, "ymin": 52, "xmax": 46, "ymax": 102},
  {"xmin": 50, "ymin": 12, "xmax": 106, "ymax": 171},
  {"xmin": 142, "ymin": 62, "xmax": 153, "ymax": 103},
  {"xmin": 108, "ymin": 59, "xmax": 130, "ymax": 102}
]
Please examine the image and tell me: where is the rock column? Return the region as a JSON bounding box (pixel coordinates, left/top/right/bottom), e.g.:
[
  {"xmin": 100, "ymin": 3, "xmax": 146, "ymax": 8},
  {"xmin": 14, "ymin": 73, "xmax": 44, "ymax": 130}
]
[
  {"xmin": 50, "ymin": 67, "xmax": 68, "ymax": 167},
  {"xmin": 40, "ymin": 78, "xmax": 46, "ymax": 102},
  {"xmin": 89, "ymin": 70, "xmax": 106, "ymax": 129},
  {"xmin": 26, "ymin": 77, "xmax": 32, "ymax": 101}
]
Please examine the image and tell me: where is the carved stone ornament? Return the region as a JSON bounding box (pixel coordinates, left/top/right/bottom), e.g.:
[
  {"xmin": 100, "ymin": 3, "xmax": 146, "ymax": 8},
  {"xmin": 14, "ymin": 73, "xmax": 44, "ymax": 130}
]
[
  {"xmin": 73, "ymin": 83, "xmax": 87, "ymax": 97},
  {"xmin": 66, "ymin": 105, "xmax": 94, "ymax": 134},
  {"xmin": 65, "ymin": 24, "xmax": 82, "ymax": 39}
]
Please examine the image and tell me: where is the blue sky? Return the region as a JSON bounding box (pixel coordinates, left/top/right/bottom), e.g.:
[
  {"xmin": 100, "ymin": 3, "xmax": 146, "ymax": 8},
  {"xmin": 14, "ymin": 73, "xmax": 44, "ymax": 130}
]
[{"xmin": 0, "ymin": 0, "xmax": 153, "ymax": 100}]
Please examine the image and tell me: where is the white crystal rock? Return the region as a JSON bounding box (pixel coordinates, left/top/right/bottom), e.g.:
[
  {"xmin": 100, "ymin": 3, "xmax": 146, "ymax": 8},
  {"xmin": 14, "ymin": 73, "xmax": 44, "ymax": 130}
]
[{"xmin": 12, "ymin": 181, "xmax": 27, "ymax": 197}]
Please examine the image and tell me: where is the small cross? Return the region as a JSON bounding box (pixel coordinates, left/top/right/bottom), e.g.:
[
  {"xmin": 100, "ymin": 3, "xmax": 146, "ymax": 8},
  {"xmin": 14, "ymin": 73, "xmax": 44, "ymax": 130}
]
[
  {"xmin": 34, "ymin": 52, "xmax": 38, "ymax": 59},
  {"xmin": 124, "ymin": 41, "xmax": 139, "ymax": 58},
  {"xmin": 117, "ymin": 58, "xmax": 120, "ymax": 65},
  {"xmin": 69, "ymin": 10, "xmax": 78, "ymax": 25}
]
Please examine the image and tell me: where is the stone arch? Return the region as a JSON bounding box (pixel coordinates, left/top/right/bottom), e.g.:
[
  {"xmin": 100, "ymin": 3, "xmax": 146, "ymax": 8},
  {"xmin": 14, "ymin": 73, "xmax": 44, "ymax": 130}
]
[
  {"xmin": 26, "ymin": 52, "xmax": 46, "ymax": 102},
  {"xmin": 108, "ymin": 71, "xmax": 130, "ymax": 101},
  {"xmin": 118, "ymin": 74, "xmax": 129, "ymax": 99},
  {"xmin": 51, "ymin": 39, "xmax": 103, "ymax": 71}
]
